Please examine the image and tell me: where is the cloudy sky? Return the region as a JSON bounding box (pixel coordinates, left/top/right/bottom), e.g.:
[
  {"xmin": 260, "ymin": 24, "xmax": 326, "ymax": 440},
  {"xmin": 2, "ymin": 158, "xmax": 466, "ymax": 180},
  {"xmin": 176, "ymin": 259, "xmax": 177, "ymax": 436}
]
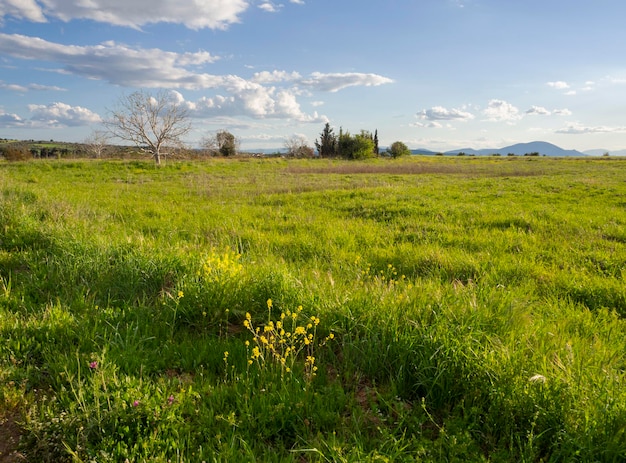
[{"xmin": 1, "ymin": 0, "xmax": 626, "ymax": 151}]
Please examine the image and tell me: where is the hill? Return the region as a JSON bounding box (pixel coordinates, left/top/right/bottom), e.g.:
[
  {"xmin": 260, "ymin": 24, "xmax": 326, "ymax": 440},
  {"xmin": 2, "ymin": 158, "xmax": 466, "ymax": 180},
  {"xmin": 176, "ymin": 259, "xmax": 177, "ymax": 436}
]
[{"xmin": 442, "ymin": 141, "xmax": 586, "ymax": 157}]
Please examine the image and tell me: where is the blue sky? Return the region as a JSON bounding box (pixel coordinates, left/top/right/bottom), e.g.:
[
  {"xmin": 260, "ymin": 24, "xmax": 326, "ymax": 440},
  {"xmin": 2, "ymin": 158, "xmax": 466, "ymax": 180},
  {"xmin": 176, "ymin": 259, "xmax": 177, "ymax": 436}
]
[{"xmin": 1, "ymin": 0, "xmax": 626, "ymax": 152}]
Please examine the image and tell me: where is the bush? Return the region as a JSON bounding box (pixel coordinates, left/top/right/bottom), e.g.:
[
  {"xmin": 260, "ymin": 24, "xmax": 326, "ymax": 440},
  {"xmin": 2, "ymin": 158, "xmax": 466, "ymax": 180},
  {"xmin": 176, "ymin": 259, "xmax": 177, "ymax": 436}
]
[{"xmin": 0, "ymin": 145, "xmax": 31, "ymax": 161}]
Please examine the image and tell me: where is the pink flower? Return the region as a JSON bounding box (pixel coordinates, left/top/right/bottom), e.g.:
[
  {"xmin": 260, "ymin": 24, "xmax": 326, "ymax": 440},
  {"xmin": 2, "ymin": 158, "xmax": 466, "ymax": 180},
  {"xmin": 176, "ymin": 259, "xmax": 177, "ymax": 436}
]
[
  {"xmin": 132, "ymin": 400, "xmax": 140, "ymax": 407},
  {"xmin": 167, "ymin": 395, "xmax": 175, "ymax": 405},
  {"xmin": 89, "ymin": 361, "xmax": 98, "ymax": 370}
]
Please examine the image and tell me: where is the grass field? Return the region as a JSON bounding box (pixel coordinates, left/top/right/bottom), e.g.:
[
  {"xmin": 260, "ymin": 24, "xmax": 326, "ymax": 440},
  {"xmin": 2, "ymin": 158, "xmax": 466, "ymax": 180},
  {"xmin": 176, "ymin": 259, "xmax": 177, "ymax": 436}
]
[{"xmin": 1, "ymin": 156, "xmax": 625, "ymax": 462}]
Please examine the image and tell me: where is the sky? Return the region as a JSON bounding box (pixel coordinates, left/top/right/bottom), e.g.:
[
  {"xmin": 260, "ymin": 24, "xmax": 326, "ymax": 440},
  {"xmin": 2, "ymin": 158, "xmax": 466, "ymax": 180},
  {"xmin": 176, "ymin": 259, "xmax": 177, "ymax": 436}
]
[{"xmin": 1, "ymin": 0, "xmax": 626, "ymax": 152}]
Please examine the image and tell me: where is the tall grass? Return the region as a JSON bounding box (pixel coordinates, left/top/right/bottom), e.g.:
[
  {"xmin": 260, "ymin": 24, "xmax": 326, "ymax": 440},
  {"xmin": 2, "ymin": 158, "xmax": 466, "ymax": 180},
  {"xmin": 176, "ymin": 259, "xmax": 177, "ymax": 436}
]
[{"xmin": 1, "ymin": 156, "xmax": 625, "ymax": 461}]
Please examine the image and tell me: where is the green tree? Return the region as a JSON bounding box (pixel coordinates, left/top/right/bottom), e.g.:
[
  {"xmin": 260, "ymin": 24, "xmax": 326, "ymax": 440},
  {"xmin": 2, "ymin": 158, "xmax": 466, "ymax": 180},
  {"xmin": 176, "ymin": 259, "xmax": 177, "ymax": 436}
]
[
  {"xmin": 202, "ymin": 130, "xmax": 239, "ymax": 157},
  {"xmin": 315, "ymin": 123, "xmax": 337, "ymax": 158},
  {"xmin": 338, "ymin": 130, "xmax": 376, "ymax": 159},
  {"xmin": 387, "ymin": 141, "xmax": 411, "ymax": 158},
  {"xmin": 373, "ymin": 129, "xmax": 379, "ymax": 156}
]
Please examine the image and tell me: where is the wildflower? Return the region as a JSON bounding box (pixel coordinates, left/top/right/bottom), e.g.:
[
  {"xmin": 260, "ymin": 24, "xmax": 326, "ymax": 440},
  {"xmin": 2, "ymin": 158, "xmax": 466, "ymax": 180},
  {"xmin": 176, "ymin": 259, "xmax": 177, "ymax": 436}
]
[
  {"xmin": 529, "ymin": 374, "xmax": 547, "ymax": 384},
  {"xmin": 177, "ymin": 290, "xmax": 184, "ymax": 298},
  {"xmin": 168, "ymin": 395, "xmax": 175, "ymax": 405},
  {"xmin": 267, "ymin": 299, "xmax": 273, "ymax": 309},
  {"xmin": 89, "ymin": 361, "xmax": 98, "ymax": 370},
  {"xmin": 132, "ymin": 400, "xmax": 140, "ymax": 407}
]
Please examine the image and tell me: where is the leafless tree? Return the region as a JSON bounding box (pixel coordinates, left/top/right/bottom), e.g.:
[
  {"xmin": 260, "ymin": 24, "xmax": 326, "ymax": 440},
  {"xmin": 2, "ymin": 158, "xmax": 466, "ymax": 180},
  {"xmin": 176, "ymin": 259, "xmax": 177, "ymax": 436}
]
[
  {"xmin": 105, "ymin": 90, "xmax": 191, "ymax": 165},
  {"xmin": 284, "ymin": 135, "xmax": 315, "ymax": 158},
  {"xmin": 83, "ymin": 129, "xmax": 110, "ymax": 158}
]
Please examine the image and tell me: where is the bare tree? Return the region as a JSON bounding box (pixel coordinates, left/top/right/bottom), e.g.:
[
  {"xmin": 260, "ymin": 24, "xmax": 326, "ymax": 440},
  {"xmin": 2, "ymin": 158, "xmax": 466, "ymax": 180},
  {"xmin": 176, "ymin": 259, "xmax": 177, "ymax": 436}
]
[
  {"xmin": 284, "ymin": 135, "xmax": 314, "ymax": 158},
  {"xmin": 105, "ymin": 90, "xmax": 191, "ymax": 165},
  {"xmin": 201, "ymin": 130, "xmax": 240, "ymax": 157},
  {"xmin": 83, "ymin": 129, "xmax": 110, "ymax": 158}
]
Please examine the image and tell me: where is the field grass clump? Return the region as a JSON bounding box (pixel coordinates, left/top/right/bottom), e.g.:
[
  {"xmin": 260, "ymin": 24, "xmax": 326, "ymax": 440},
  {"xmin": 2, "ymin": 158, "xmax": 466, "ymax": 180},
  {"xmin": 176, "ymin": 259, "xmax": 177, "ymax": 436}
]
[{"xmin": 1, "ymin": 156, "xmax": 626, "ymax": 461}]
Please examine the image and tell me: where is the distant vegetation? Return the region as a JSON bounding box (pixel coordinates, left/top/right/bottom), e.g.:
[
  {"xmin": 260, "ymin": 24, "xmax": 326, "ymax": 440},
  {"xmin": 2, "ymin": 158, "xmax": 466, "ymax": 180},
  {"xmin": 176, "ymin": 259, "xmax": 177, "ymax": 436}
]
[{"xmin": 1, "ymin": 156, "xmax": 625, "ymax": 461}]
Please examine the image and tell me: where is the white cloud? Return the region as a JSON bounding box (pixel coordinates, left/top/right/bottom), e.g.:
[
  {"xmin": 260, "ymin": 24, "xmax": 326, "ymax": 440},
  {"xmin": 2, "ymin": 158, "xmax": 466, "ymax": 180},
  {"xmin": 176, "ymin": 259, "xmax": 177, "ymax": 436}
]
[
  {"xmin": 252, "ymin": 70, "xmax": 302, "ymax": 84},
  {"xmin": 258, "ymin": 2, "xmax": 280, "ymax": 13},
  {"xmin": 28, "ymin": 102, "xmax": 102, "ymax": 127},
  {"xmin": 0, "ymin": 34, "xmax": 388, "ymax": 123},
  {"xmin": 0, "ymin": 81, "xmax": 66, "ymax": 92},
  {"xmin": 525, "ymin": 105, "xmax": 551, "ymax": 116},
  {"xmin": 0, "ymin": 111, "xmax": 27, "ymax": 126},
  {"xmin": 299, "ymin": 72, "xmax": 393, "ymax": 92},
  {"xmin": 547, "ymin": 81, "xmax": 570, "ymax": 90},
  {"xmin": 12, "ymin": 0, "xmax": 250, "ymax": 30},
  {"xmin": 526, "ymin": 106, "xmax": 572, "ymax": 117},
  {"xmin": 0, "ymin": 0, "xmax": 46, "ymax": 23},
  {"xmin": 483, "ymin": 99, "xmax": 520, "ymax": 122},
  {"xmin": 556, "ymin": 122, "xmax": 626, "ymax": 134},
  {"xmin": 416, "ymin": 106, "xmax": 474, "ymax": 121},
  {"xmin": 183, "ymin": 86, "xmax": 328, "ymax": 123},
  {"xmin": 0, "ymin": 34, "xmax": 220, "ymax": 89},
  {"xmin": 289, "ymin": 0, "xmax": 305, "ymax": 3}
]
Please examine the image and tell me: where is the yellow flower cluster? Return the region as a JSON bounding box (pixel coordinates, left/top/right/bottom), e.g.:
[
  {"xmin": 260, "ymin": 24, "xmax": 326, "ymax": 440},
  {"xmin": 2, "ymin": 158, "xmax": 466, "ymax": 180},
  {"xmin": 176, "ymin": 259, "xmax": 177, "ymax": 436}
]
[
  {"xmin": 201, "ymin": 247, "xmax": 243, "ymax": 283},
  {"xmin": 243, "ymin": 299, "xmax": 333, "ymax": 382}
]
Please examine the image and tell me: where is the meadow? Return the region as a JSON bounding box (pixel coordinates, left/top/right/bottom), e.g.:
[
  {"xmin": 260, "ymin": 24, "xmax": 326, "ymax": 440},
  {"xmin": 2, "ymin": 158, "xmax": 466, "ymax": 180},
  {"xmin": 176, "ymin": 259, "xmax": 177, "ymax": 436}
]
[{"xmin": 0, "ymin": 155, "xmax": 625, "ymax": 462}]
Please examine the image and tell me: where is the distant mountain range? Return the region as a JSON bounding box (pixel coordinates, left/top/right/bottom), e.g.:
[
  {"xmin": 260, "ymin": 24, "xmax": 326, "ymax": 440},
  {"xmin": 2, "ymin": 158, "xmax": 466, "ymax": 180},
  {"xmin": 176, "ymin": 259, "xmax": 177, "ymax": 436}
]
[
  {"xmin": 249, "ymin": 141, "xmax": 626, "ymax": 157},
  {"xmin": 411, "ymin": 141, "xmax": 624, "ymax": 157}
]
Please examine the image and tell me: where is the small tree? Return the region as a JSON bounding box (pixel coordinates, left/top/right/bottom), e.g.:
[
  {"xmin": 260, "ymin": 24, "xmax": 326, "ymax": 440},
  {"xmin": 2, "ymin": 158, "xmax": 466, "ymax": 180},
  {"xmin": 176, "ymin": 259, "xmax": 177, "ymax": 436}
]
[
  {"xmin": 315, "ymin": 122, "xmax": 337, "ymax": 158},
  {"xmin": 202, "ymin": 130, "xmax": 239, "ymax": 157},
  {"xmin": 387, "ymin": 141, "xmax": 411, "ymax": 158},
  {"xmin": 373, "ymin": 129, "xmax": 379, "ymax": 156},
  {"xmin": 284, "ymin": 135, "xmax": 315, "ymax": 158},
  {"xmin": 84, "ymin": 129, "xmax": 110, "ymax": 158},
  {"xmin": 105, "ymin": 90, "xmax": 191, "ymax": 166}
]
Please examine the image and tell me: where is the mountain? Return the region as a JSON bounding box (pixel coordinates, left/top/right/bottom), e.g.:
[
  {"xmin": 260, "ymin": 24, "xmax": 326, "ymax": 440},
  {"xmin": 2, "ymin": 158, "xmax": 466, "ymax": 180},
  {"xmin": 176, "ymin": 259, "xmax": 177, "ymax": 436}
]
[
  {"xmin": 500, "ymin": 141, "xmax": 584, "ymax": 157},
  {"xmin": 411, "ymin": 148, "xmax": 438, "ymax": 155},
  {"xmin": 441, "ymin": 141, "xmax": 586, "ymax": 157}
]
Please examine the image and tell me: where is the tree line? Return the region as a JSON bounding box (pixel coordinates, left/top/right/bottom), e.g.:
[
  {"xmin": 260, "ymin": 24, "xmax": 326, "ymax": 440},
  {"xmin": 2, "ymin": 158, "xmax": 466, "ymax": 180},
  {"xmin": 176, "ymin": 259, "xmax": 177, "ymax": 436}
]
[
  {"xmin": 314, "ymin": 123, "xmax": 410, "ymax": 159},
  {"xmin": 1, "ymin": 90, "xmax": 412, "ymax": 165}
]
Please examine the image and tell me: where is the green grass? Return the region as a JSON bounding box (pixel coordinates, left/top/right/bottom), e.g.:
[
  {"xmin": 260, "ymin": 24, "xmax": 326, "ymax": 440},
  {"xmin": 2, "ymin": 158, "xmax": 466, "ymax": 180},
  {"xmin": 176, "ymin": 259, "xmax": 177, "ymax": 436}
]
[{"xmin": 1, "ymin": 156, "xmax": 625, "ymax": 461}]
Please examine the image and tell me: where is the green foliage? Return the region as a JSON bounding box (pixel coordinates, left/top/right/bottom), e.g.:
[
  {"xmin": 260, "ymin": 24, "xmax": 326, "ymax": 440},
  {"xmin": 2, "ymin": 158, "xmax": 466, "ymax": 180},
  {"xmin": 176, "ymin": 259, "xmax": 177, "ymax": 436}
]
[
  {"xmin": 387, "ymin": 140, "xmax": 411, "ymax": 158},
  {"xmin": 338, "ymin": 130, "xmax": 376, "ymax": 159},
  {"xmin": 1, "ymin": 157, "xmax": 626, "ymax": 461},
  {"xmin": 314, "ymin": 122, "xmax": 336, "ymax": 158}
]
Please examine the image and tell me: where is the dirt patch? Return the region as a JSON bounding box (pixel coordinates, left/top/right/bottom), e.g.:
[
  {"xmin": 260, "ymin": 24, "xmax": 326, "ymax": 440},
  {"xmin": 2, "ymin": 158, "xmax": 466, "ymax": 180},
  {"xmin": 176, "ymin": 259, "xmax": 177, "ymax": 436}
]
[{"xmin": 0, "ymin": 410, "xmax": 26, "ymax": 462}]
